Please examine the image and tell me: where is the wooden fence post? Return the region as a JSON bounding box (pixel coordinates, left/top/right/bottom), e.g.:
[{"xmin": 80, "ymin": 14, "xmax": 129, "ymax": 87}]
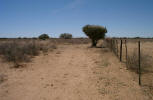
[
  {"xmin": 138, "ymin": 41, "xmax": 141, "ymax": 85},
  {"xmin": 125, "ymin": 40, "xmax": 128, "ymax": 67},
  {"xmin": 120, "ymin": 40, "xmax": 122, "ymax": 61}
]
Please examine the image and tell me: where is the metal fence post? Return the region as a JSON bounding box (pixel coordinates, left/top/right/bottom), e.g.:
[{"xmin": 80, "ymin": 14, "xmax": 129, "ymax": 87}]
[
  {"xmin": 125, "ymin": 40, "xmax": 128, "ymax": 67},
  {"xmin": 138, "ymin": 41, "xmax": 141, "ymax": 85},
  {"xmin": 116, "ymin": 40, "xmax": 118, "ymax": 57},
  {"xmin": 120, "ymin": 40, "xmax": 122, "ymax": 61}
]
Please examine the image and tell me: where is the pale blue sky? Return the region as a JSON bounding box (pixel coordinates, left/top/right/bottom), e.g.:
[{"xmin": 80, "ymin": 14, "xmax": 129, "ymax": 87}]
[{"xmin": 0, "ymin": 0, "xmax": 153, "ymax": 38}]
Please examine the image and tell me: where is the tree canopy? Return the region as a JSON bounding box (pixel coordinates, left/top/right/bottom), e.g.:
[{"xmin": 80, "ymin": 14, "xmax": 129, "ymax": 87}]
[
  {"xmin": 82, "ymin": 25, "xmax": 107, "ymax": 47},
  {"xmin": 38, "ymin": 34, "xmax": 50, "ymax": 40}
]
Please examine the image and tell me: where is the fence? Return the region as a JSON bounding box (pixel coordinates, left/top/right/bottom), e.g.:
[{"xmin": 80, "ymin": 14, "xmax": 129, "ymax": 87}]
[{"xmin": 105, "ymin": 38, "xmax": 153, "ymax": 95}]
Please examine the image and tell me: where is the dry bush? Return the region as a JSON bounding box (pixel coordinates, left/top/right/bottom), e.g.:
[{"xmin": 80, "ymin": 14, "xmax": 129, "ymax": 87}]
[
  {"xmin": 59, "ymin": 33, "xmax": 72, "ymax": 39},
  {"xmin": 22, "ymin": 41, "xmax": 40, "ymax": 56},
  {"xmin": 39, "ymin": 42, "xmax": 57, "ymax": 53},
  {"xmin": 0, "ymin": 40, "xmax": 57, "ymax": 67},
  {"xmin": 0, "ymin": 74, "xmax": 7, "ymax": 84},
  {"xmin": 0, "ymin": 42, "xmax": 30, "ymax": 65},
  {"xmin": 127, "ymin": 49, "xmax": 152, "ymax": 73}
]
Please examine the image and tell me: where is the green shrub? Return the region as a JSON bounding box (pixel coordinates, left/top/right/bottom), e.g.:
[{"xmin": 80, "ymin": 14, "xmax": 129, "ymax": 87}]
[
  {"xmin": 82, "ymin": 25, "xmax": 107, "ymax": 47},
  {"xmin": 59, "ymin": 33, "xmax": 72, "ymax": 39},
  {"xmin": 39, "ymin": 34, "xmax": 50, "ymax": 40}
]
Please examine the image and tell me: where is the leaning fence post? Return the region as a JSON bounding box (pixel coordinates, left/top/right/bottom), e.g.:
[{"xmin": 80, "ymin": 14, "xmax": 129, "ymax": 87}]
[
  {"xmin": 120, "ymin": 40, "xmax": 122, "ymax": 61},
  {"xmin": 125, "ymin": 40, "xmax": 128, "ymax": 67},
  {"xmin": 138, "ymin": 41, "xmax": 141, "ymax": 85}
]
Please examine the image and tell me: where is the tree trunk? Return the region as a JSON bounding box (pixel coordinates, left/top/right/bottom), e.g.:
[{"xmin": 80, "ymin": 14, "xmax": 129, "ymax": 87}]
[{"xmin": 91, "ymin": 40, "xmax": 97, "ymax": 47}]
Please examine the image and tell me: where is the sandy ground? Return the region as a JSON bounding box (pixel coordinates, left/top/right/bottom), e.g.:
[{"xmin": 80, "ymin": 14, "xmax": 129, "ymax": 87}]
[{"xmin": 0, "ymin": 44, "xmax": 151, "ymax": 100}]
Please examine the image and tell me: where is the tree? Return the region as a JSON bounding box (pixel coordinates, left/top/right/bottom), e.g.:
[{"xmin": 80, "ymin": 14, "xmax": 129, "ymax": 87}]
[
  {"xmin": 38, "ymin": 34, "xmax": 50, "ymax": 40},
  {"xmin": 59, "ymin": 33, "xmax": 72, "ymax": 39},
  {"xmin": 82, "ymin": 25, "xmax": 107, "ymax": 47}
]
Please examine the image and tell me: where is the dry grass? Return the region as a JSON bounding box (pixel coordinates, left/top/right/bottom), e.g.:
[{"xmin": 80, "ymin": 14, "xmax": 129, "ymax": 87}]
[
  {"xmin": 127, "ymin": 49, "xmax": 153, "ymax": 73},
  {"xmin": 0, "ymin": 40, "xmax": 57, "ymax": 67},
  {"xmin": 106, "ymin": 39, "xmax": 153, "ymax": 97},
  {"xmin": 0, "ymin": 40, "xmax": 152, "ymax": 100},
  {"xmin": 0, "ymin": 38, "xmax": 90, "ymax": 67},
  {"xmin": 48, "ymin": 38, "xmax": 90, "ymax": 44}
]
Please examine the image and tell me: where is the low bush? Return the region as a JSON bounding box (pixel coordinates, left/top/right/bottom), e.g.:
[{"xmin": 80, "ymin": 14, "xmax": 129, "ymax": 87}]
[{"xmin": 59, "ymin": 33, "xmax": 72, "ymax": 39}]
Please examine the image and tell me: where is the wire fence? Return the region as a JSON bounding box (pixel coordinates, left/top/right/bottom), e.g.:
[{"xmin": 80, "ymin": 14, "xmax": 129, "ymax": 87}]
[{"xmin": 105, "ymin": 38, "xmax": 153, "ymax": 95}]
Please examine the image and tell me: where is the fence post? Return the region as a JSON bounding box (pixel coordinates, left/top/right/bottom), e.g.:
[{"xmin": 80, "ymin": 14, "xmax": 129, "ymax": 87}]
[
  {"xmin": 116, "ymin": 40, "xmax": 118, "ymax": 57},
  {"xmin": 138, "ymin": 41, "xmax": 141, "ymax": 85},
  {"xmin": 112, "ymin": 39, "xmax": 115, "ymax": 53},
  {"xmin": 110, "ymin": 39, "xmax": 113, "ymax": 51},
  {"xmin": 120, "ymin": 40, "xmax": 122, "ymax": 61},
  {"xmin": 114, "ymin": 40, "xmax": 117, "ymax": 55},
  {"xmin": 125, "ymin": 40, "xmax": 128, "ymax": 67}
]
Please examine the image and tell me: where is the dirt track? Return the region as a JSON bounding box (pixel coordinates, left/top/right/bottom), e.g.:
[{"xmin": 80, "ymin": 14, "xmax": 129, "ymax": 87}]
[{"xmin": 0, "ymin": 44, "xmax": 150, "ymax": 100}]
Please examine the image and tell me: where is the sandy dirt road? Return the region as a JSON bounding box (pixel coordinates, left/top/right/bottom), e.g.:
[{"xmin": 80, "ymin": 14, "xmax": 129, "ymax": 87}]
[{"xmin": 0, "ymin": 44, "xmax": 150, "ymax": 100}]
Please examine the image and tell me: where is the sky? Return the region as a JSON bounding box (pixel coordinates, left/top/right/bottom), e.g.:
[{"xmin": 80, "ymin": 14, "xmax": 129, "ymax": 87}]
[{"xmin": 0, "ymin": 0, "xmax": 153, "ymax": 38}]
